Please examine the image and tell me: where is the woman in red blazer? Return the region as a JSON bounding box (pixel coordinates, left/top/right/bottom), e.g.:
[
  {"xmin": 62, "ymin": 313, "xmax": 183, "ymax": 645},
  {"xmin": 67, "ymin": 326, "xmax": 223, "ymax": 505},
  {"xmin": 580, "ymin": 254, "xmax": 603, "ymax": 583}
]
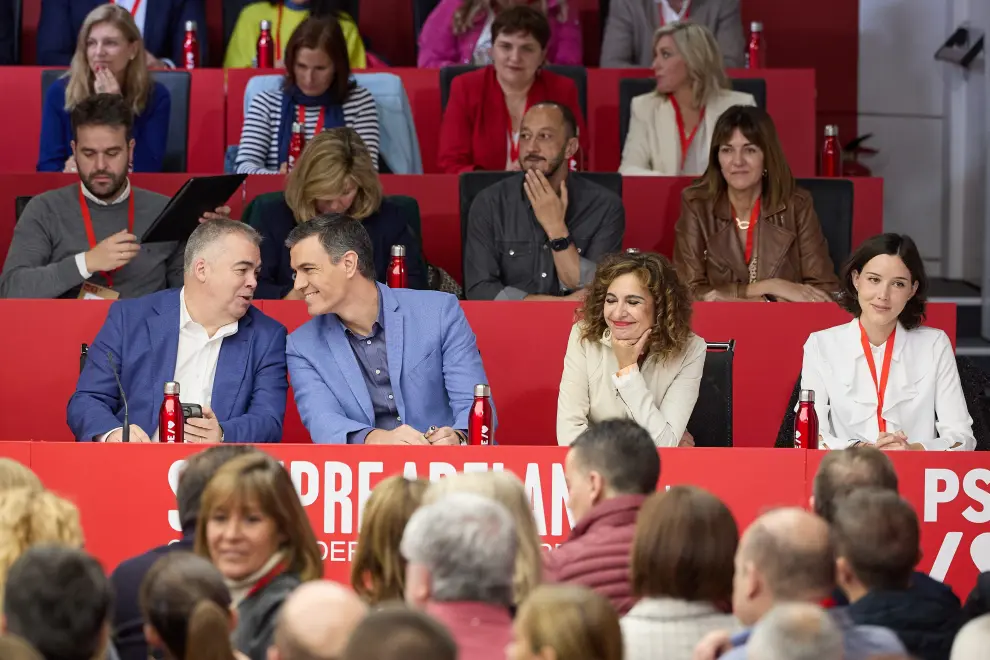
[{"xmin": 438, "ymin": 5, "xmax": 588, "ymax": 174}]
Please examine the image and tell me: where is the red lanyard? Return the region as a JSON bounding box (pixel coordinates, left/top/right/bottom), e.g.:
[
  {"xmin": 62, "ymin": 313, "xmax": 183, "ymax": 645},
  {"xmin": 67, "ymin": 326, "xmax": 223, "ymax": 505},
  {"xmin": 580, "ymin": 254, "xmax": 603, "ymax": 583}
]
[
  {"xmin": 859, "ymin": 322, "xmax": 896, "ymax": 433},
  {"xmin": 669, "ymin": 95, "xmax": 705, "ymax": 172},
  {"xmin": 658, "ymin": 0, "xmax": 691, "ymax": 26},
  {"xmin": 731, "ymin": 198, "xmax": 761, "ymax": 263},
  {"xmin": 297, "ymin": 105, "xmax": 326, "ymax": 135},
  {"xmin": 505, "ymin": 96, "xmax": 532, "ymax": 164},
  {"xmin": 78, "ymin": 184, "xmax": 135, "ymax": 289},
  {"xmin": 112, "ymin": 0, "xmax": 142, "ymax": 18},
  {"xmin": 275, "ymin": 2, "xmax": 285, "ymax": 62},
  {"xmin": 245, "ymin": 562, "xmax": 287, "ymax": 600}
]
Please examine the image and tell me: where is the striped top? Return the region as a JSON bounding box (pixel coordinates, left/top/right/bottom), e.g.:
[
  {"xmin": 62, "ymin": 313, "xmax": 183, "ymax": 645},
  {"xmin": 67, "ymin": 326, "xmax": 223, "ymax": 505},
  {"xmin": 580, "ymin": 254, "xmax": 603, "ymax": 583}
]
[{"xmin": 235, "ymin": 86, "xmax": 380, "ymax": 174}]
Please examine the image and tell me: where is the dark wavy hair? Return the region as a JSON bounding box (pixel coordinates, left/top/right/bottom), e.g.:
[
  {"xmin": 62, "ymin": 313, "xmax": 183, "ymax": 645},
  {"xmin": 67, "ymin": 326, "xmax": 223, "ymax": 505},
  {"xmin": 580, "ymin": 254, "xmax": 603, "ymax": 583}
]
[
  {"xmin": 838, "ymin": 233, "xmax": 927, "ymax": 330},
  {"xmin": 578, "ymin": 252, "xmax": 693, "ymax": 363}
]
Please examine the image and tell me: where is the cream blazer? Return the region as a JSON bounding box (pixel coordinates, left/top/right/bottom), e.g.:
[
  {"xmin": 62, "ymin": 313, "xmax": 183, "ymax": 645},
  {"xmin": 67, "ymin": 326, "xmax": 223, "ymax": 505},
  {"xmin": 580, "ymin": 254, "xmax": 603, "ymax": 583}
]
[
  {"xmin": 801, "ymin": 319, "xmax": 975, "ymax": 451},
  {"xmin": 619, "ymin": 88, "xmax": 756, "ymax": 176},
  {"xmin": 557, "ymin": 322, "xmax": 707, "ymax": 446}
]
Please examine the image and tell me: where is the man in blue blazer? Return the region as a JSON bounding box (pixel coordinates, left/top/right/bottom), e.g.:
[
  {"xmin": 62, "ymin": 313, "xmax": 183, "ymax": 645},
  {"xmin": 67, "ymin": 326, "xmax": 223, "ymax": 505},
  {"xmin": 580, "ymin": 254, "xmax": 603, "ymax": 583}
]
[
  {"xmin": 37, "ymin": 0, "xmax": 207, "ymax": 67},
  {"xmin": 67, "ymin": 219, "xmax": 288, "ymax": 443},
  {"xmin": 285, "ymin": 214, "xmax": 493, "ymax": 445}
]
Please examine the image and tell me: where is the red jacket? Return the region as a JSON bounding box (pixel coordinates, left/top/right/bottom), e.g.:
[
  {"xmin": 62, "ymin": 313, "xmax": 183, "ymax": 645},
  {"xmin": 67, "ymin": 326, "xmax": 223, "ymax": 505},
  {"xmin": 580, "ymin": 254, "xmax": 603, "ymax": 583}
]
[
  {"xmin": 542, "ymin": 494, "xmax": 646, "ymax": 615},
  {"xmin": 438, "ymin": 65, "xmax": 589, "ymax": 174}
]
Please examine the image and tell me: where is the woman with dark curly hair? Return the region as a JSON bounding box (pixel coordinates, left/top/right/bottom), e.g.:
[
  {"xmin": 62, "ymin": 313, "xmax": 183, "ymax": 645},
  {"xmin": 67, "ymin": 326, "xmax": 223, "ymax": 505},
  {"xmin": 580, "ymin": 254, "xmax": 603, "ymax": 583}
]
[
  {"xmin": 801, "ymin": 233, "xmax": 974, "ymax": 451},
  {"xmin": 556, "ymin": 251, "xmax": 706, "ymax": 447}
]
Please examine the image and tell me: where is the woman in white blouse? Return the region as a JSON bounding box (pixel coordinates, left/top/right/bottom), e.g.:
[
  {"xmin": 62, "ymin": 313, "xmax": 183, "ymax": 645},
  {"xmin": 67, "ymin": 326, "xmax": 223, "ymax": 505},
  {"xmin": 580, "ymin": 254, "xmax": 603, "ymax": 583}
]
[
  {"xmin": 801, "ymin": 234, "xmax": 975, "ymax": 451},
  {"xmin": 557, "ymin": 251, "xmax": 706, "ymax": 447},
  {"xmin": 619, "ymin": 21, "xmax": 755, "ymax": 177}
]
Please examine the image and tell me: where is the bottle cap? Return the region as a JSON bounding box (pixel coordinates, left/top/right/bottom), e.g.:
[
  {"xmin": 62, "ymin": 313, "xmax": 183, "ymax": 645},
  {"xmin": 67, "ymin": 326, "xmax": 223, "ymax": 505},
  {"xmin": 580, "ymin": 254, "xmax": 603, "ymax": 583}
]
[
  {"xmin": 824, "ymin": 124, "xmax": 839, "ymax": 137},
  {"xmin": 474, "ymin": 384, "xmax": 491, "ymax": 397},
  {"xmin": 391, "ymin": 245, "xmax": 406, "ymax": 257},
  {"xmin": 260, "ymin": 20, "xmax": 272, "ymax": 30},
  {"xmin": 799, "ymin": 389, "xmax": 815, "ymax": 403},
  {"xmin": 185, "ymin": 20, "xmax": 197, "ymax": 32},
  {"xmin": 625, "ymin": 247, "xmax": 640, "ymax": 254},
  {"xmin": 164, "ymin": 381, "xmax": 180, "ymax": 395},
  {"xmin": 751, "ymin": 21, "xmax": 763, "ymax": 32}
]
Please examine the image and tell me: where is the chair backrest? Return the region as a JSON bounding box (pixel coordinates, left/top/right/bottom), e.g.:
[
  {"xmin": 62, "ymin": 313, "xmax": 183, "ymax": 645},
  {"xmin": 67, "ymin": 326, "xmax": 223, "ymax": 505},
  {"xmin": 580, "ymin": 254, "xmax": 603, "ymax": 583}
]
[
  {"xmin": 795, "ymin": 178, "xmax": 854, "ymax": 275},
  {"xmin": 618, "ymin": 78, "xmax": 767, "ymax": 152},
  {"xmin": 413, "ymin": 0, "xmax": 441, "ymax": 51},
  {"xmin": 15, "ymin": 196, "xmax": 33, "ymax": 223},
  {"xmin": 439, "ymin": 65, "xmax": 588, "ymax": 118},
  {"xmin": 686, "ymin": 340, "xmax": 735, "ymax": 447}
]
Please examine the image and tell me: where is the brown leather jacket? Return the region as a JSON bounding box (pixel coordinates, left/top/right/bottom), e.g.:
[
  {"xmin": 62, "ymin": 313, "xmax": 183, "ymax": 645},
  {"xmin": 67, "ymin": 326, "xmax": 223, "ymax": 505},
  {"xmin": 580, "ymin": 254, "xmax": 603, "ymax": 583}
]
[{"xmin": 673, "ymin": 187, "xmax": 840, "ymax": 300}]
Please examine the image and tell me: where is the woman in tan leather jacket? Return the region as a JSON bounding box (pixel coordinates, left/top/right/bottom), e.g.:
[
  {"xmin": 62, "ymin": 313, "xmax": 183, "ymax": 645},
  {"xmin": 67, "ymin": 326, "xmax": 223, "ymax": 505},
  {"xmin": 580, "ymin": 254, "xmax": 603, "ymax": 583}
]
[{"xmin": 673, "ymin": 105, "xmax": 840, "ymax": 302}]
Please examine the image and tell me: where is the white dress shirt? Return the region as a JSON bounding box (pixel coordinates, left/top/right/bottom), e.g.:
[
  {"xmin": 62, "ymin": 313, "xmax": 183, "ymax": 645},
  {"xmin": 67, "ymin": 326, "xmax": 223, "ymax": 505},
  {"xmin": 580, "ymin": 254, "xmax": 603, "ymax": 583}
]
[
  {"xmin": 112, "ymin": 0, "xmax": 148, "ymax": 38},
  {"xmin": 657, "ymin": 0, "xmax": 692, "ymax": 25},
  {"xmin": 75, "ymin": 180, "xmax": 132, "ymax": 280},
  {"xmin": 801, "ymin": 319, "xmax": 975, "ymax": 451}
]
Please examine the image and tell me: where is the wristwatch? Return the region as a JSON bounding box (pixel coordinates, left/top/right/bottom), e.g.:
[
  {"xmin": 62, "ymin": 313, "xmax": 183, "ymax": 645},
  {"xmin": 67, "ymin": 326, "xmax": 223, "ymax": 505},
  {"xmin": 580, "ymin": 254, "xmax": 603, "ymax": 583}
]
[{"xmin": 549, "ymin": 235, "xmax": 573, "ymax": 252}]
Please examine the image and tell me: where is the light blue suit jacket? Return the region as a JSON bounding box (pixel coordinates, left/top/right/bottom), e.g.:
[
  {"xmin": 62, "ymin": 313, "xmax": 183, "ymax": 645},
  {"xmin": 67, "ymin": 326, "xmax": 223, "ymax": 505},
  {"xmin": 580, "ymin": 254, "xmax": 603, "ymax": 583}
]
[{"xmin": 286, "ymin": 284, "xmax": 492, "ymax": 444}]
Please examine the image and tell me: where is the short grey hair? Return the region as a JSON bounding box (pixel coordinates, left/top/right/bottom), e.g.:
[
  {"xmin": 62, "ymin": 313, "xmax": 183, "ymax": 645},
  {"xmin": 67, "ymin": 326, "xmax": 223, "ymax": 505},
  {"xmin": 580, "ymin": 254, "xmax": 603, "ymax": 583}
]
[
  {"xmin": 400, "ymin": 493, "xmax": 516, "ymax": 606},
  {"xmin": 284, "ymin": 214, "xmax": 376, "ymax": 280},
  {"xmin": 747, "ymin": 603, "xmax": 843, "ymax": 660},
  {"xmin": 183, "ymin": 219, "xmax": 262, "ymax": 274}
]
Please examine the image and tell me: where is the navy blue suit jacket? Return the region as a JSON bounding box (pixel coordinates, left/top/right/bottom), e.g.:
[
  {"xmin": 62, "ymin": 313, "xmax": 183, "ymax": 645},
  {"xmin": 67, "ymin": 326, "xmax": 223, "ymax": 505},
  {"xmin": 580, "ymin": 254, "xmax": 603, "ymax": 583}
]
[
  {"xmin": 37, "ymin": 0, "xmax": 207, "ymax": 66},
  {"xmin": 67, "ymin": 289, "xmax": 288, "ymax": 443}
]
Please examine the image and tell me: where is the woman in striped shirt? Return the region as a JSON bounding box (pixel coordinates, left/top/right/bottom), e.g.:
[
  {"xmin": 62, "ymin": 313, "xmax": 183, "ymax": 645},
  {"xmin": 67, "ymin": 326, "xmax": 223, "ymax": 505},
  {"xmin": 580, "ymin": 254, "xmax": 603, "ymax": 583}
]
[{"xmin": 235, "ymin": 15, "xmax": 379, "ymax": 174}]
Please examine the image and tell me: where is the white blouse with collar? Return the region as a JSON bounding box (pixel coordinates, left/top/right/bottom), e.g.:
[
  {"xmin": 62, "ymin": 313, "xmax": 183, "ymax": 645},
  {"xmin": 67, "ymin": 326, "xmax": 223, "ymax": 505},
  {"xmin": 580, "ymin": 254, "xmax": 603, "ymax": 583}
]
[{"xmin": 801, "ymin": 319, "xmax": 975, "ymax": 451}]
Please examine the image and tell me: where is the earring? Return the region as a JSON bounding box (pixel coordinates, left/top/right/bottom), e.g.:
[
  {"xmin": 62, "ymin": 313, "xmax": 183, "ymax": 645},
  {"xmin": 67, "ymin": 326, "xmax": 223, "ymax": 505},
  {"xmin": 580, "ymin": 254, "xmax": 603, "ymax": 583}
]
[{"xmin": 763, "ymin": 169, "xmax": 768, "ymax": 177}]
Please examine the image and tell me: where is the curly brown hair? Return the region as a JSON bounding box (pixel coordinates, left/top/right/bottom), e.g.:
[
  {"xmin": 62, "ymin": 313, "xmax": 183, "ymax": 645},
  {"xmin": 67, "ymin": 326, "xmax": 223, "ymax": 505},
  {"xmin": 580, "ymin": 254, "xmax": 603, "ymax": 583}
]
[{"xmin": 578, "ymin": 252, "xmax": 694, "ymax": 363}]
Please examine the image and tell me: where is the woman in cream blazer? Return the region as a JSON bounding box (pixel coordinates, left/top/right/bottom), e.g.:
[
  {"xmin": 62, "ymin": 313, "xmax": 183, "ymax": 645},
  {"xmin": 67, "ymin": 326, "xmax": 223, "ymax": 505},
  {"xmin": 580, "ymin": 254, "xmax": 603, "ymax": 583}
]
[
  {"xmin": 620, "ymin": 21, "xmax": 755, "ymax": 176},
  {"xmin": 557, "ymin": 251, "xmax": 706, "ymax": 447},
  {"xmin": 801, "ymin": 234, "xmax": 975, "ymax": 451}
]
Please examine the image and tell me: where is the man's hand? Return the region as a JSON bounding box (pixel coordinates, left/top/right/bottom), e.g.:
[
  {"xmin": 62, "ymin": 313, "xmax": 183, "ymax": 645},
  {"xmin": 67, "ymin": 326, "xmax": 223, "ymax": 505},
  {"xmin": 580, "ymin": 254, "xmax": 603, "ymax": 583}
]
[
  {"xmin": 84, "ymin": 230, "xmax": 141, "ymax": 274},
  {"xmin": 693, "ymin": 630, "xmax": 733, "ymax": 660},
  {"xmin": 523, "ymin": 170, "xmax": 568, "ymax": 237},
  {"xmin": 367, "ymin": 425, "xmax": 429, "ymax": 445},
  {"xmin": 184, "ymin": 406, "xmax": 223, "ymax": 444},
  {"xmin": 679, "ymin": 430, "xmax": 695, "ymax": 447},
  {"xmin": 565, "ymin": 288, "xmax": 588, "ymax": 302},
  {"xmin": 198, "ymin": 206, "xmax": 232, "ymax": 224},
  {"xmin": 283, "ymin": 288, "xmax": 306, "ymax": 301},
  {"xmin": 145, "ymin": 51, "xmax": 166, "ymax": 69},
  {"xmin": 279, "ymin": 162, "xmax": 288, "ymax": 174},
  {"xmin": 612, "ymin": 330, "xmax": 651, "ymax": 371},
  {"xmin": 93, "ymin": 67, "xmax": 122, "ymax": 95},
  {"xmin": 63, "ymin": 155, "xmax": 77, "ymax": 173},
  {"xmin": 105, "ymin": 424, "xmax": 151, "ymax": 443},
  {"xmin": 425, "ymin": 426, "xmax": 461, "ymax": 446},
  {"xmin": 877, "ymin": 430, "xmax": 908, "ymax": 451}
]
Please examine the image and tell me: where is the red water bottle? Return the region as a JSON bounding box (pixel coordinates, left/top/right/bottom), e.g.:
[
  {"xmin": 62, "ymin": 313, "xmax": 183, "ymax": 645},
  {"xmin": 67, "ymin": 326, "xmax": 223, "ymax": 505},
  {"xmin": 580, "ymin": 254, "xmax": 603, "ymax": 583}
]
[
  {"xmin": 821, "ymin": 125, "xmax": 843, "ymax": 177},
  {"xmin": 182, "ymin": 20, "xmax": 199, "ymax": 69},
  {"xmin": 159, "ymin": 381, "xmax": 184, "ymax": 444},
  {"xmin": 388, "ymin": 245, "xmax": 408, "ymax": 288},
  {"xmin": 468, "ymin": 384, "xmax": 494, "ymax": 446},
  {"xmin": 287, "ymin": 121, "xmax": 305, "ymax": 171},
  {"xmin": 794, "ymin": 389, "xmax": 819, "ymax": 449},
  {"xmin": 746, "ymin": 21, "xmax": 765, "ymax": 69},
  {"xmin": 256, "ymin": 20, "xmax": 275, "ymax": 68}
]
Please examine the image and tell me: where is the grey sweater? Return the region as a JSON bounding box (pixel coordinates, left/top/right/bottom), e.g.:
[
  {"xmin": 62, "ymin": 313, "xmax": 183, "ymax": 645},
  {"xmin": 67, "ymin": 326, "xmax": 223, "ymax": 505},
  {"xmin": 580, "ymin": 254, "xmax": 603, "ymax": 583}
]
[{"xmin": 0, "ymin": 183, "xmax": 184, "ymax": 299}]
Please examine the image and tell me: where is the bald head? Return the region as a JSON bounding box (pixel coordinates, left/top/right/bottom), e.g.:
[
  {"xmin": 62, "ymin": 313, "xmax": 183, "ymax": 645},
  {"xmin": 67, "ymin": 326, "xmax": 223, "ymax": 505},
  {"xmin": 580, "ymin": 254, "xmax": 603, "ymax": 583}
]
[
  {"xmin": 741, "ymin": 508, "xmax": 835, "ymax": 600},
  {"xmin": 270, "ymin": 582, "xmax": 368, "ymax": 660},
  {"xmin": 951, "ymin": 615, "xmax": 990, "ymax": 660}
]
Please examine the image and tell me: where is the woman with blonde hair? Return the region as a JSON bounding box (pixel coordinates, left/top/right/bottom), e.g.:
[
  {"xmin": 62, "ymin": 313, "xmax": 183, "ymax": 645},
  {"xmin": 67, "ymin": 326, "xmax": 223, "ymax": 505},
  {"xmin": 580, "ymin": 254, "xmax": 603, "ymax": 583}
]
[
  {"xmin": 195, "ymin": 453, "xmax": 323, "ymax": 660},
  {"xmin": 37, "ymin": 3, "xmax": 171, "ymax": 173},
  {"xmin": 425, "ymin": 471, "xmax": 541, "ymax": 605},
  {"xmin": 620, "ymin": 21, "xmax": 754, "ymax": 176},
  {"xmin": 0, "ymin": 459, "xmax": 41, "ymax": 493},
  {"xmin": 506, "ymin": 584, "xmax": 624, "ymax": 660},
  {"xmin": 248, "ymin": 126, "xmax": 427, "ymax": 299},
  {"xmin": 350, "ymin": 475, "xmax": 429, "ymax": 605}
]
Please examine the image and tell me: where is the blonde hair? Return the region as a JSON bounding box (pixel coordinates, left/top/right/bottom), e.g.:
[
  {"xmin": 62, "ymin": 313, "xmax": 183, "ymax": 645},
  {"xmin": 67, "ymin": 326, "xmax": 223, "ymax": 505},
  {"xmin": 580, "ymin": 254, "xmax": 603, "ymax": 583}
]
[
  {"xmin": 653, "ymin": 21, "xmax": 729, "ymax": 107},
  {"xmin": 425, "ymin": 471, "xmax": 541, "ymax": 604},
  {"xmin": 452, "ymin": 0, "xmax": 569, "ymax": 34},
  {"xmin": 0, "ymin": 459, "xmax": 41, "ymax": 493},
  {"xmin": 515, "ymin": 585, "xmax": 623, "ymax": 660},
  {"xmin": 65, "ymin": 4, "xmax": 151, "ymax": 114},
  {"xmin": 285, "ymin": 127, "xmax": 383, "ymax": 222},
  {"xmin": 0, "ymin": 488, "xmax": 84, "ymax": 603}
]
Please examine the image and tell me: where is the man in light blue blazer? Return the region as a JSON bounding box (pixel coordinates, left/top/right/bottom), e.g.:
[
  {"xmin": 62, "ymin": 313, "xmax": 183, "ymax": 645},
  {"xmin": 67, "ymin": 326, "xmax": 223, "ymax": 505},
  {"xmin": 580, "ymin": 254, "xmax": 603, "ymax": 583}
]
[
  {"xmin": 67, "ymin": 220, "xmax": 288, "ymax": 444},
  {"xmin": 285, "ymin": 214, "xmax": 492, "ymax": 445}
]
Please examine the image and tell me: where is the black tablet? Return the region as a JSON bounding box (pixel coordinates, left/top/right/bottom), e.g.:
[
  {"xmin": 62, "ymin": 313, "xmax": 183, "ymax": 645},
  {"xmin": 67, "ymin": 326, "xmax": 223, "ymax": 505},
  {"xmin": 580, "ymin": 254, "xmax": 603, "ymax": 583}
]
[{"xmin": 141, "ymin": 174, "xmax": 248, "ymax": 243}]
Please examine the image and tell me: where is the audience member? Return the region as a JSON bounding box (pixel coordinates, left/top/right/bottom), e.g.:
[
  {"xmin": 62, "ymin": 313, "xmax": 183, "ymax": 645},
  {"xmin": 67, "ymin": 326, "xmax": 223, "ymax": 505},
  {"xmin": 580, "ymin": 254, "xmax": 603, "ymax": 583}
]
[
  {"xmin": 557, "ymin": 252, "xmax": 705, "ymax": 446},
  {"xmin": 674, "ymin": 105, "xmax": 838, "ymax": 302},
  {"xmin": 811, "ymin": 445, "xmax": 899, "ymax": 524},
  {"xmin": 543, "ymin": 419, "xmax": 659, "ymax": 613},
  {"xmin": 37, "ymin": 0, "xmax": 208, "ymax": 68},
  {"xmin": 622, "ymin": 486, "xmax": 739, "ymax": 660},
  {"xmin": 66, "ymin": 220, "xmax": 289, "ymax": 444},
  {"xmin": 268, "ymin": 581, "xmax": 368, "ymax": 660},
  {"xmin": 250, "ymin": 128, "xmax": 426, "ymax": 299},
  {"xmin": 4, "ymin": 94, "xmax": 182, "ymax": 299},
  {"xmin": 601, "ymin": 1, "xmax": 745, "ymax": 68},
  {"xmin": 463, "ymin": 102, "xmax": 624, "ymax": 300},
  {"xmin": 350, "ymin": 476, "xmax": 429, "ymax": 605},
  {"xmin": 620, "ymin": 21, "xmax": 754, "ymax": 176},
  {"xmin": 285, "ymin": 215, "xmax": 492, "ymax": 445},
  {"xmin": 37, "ymin": 4, "xmax": 171, "ymax": 173},
  {"xmin": 0, "ymin": 635, "xmax": 44, "ymax": 660},
  {"xmin": 0, "ymin": 0, "xmax": 15, "ymax": 65},
  {"xmin": 951, "ymin": 614, "xmax": 990, "ymax": 660},
  {"xmin": 437, "ymin": 6, "xmax": 588, "ymax": 174},
  {"xmin": 225, "ymin": 0, "xmax": 366, "ymax": 69},
  {"xmin": 746, "ymin": 603, "xmax": 844, "ymax": 660},
  {"xmin": 235, "ymin": 16, "xmax": 379, "ymax": 174},
  {"xmin": 418, "ymin": 0, "xmax": 580, "ymax": 67},
  {"xmin": 341, "ymin": 605, "xmax": 458, "ymax": 660},
  {"xmin": 110, "ymin": 446, "xmax": 260, "ymax": 660},
  {"xmin": 802, "ymin": 233, "xmax": 975, "ymax": 450},
  {"xmin": 961, "ymin": 574, "xmax": 990, "ymax": 624},
  {"xmin": 425, "ymin": 470, "xmax": 542, "ymax": 605},
  {"xmin": 508, "ymin": 584, "xmax": 623, "ymax": 660},
  {"xmin": 195, "ymin": 453, "xmax": 323, "ymax": 660},
  {"xmin": 0, "ymin": 458, "xmax": 42, "ymax": 492},
  {"xmin": 401, "ymin": 493, "xmax": 517, "ymax": 660},
  {"xmin": 833, "ymin": 489, "xmax": 963, "ymax": 660}
]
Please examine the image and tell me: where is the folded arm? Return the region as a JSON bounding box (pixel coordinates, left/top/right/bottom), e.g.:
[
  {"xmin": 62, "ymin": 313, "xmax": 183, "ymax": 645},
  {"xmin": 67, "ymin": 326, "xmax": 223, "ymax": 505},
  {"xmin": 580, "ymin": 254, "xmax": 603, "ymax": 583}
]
[
  {"xmin": 219, "ymin": 327, "xmax": 288, "ymax": 443},
  {"xmin": 287, "ymin": 335, "xmax": 368, "ymax": 444}
]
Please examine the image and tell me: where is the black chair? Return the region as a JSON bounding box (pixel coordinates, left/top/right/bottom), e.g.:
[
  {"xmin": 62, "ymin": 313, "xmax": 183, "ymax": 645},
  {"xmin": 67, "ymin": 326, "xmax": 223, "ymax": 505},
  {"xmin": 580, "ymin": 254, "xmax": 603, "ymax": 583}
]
[
  {"xmin": 795, "ymin": 178, "xmax": 854, "ymax": 276},
  {"xmin": 41, "ymin": 69, "xmax": 191, "ymax": 173},
  {"xmin": 618, "ymin": 77, "xmax": 767, "ymax": 152},
  {"xmin": 440, "ymin": 64, "xmax": 589, "ymax": 119},
  {"xmin": 413, "ymin": 0, "xmax": 440, "ymax": 52},
  {"xmin": 686, "ymin": 341, "xmax": 735, "ymax": 447},
  {"xmin": 15, "ymin": 196, "xmax": 33, "ymax": 223}
]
